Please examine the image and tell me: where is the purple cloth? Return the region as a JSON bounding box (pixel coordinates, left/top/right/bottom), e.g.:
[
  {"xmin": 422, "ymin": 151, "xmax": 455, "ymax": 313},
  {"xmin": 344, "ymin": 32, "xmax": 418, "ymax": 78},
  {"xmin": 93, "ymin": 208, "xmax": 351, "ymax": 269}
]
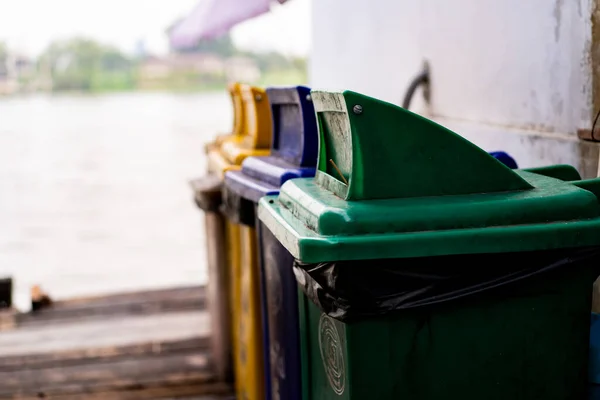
[{"xmin": 170, "ymin": 0, "xmax": 272, "ymax": 49}]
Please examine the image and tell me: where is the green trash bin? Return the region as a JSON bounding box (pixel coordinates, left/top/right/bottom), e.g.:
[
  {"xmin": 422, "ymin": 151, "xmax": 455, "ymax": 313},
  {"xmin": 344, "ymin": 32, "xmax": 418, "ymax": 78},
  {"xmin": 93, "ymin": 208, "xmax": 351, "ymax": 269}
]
[{"xmin": 258, "ymin": 89, "xmax": 600, "ymax": 400}]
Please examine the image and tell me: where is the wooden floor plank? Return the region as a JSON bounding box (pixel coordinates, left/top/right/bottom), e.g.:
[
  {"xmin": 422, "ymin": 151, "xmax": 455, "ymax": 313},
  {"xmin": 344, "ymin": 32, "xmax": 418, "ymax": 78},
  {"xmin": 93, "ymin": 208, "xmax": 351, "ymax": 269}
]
[
  {"xmin": 3, "ymin": 380, "xmax": 232, "ymax": 399},
  {"xmin": 9, "ymin": 384, "xmax": 234, "ymax": 400},
  {"xmin": 0, "ymin": 336, "xmax": 209, "ymax": 372},
  {"xmin": 0, "ymin": 286, "xmax": 227, "ymax": 399},
  {"xmin": 17, "ymin": 286, "xmax": 206, "ymax": 328},
  {"xmin": 50, "ymin": 286, "xmax": 204, "ymax": 308},
  {"xmin": 161, "ymin": 396, "xmax": 235, "ymax": 400},
  {"xmin": 26, "ymin": 383, "xmax": 233, "ymax": 400},
  {"xmin": 0, "ymin": 351, "xmax": 217, "ymax": 397},
  {"xmin": 0, "ymin": 311, "xmax": 209, "ymax": 357}
]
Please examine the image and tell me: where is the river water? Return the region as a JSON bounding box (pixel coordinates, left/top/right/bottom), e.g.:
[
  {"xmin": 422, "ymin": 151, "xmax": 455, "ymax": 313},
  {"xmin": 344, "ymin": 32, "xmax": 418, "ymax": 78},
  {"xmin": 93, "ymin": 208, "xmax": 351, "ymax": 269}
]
[{"xmin": 0, "ymin": 92, "xmax": 231, "ymax": 309}]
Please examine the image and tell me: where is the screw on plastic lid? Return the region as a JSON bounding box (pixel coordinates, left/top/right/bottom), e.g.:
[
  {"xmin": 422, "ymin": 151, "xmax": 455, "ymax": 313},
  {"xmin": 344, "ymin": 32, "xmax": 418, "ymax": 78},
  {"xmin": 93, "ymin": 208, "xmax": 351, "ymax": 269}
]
[
  {"xmin": 310, "ymin": 90, "xmax": 532, "ymax": 201},
  {"xmin": 220, "ymin": 84, "xmax": 273, "ymax": 165},
  {"xmin": 265, "ymin": 86, "xmax": 318, "ymax": 168},
  {"xmin": 257, "ymin": 90, "xmax": 600, "ymax": 262},
  {"xmin": 488, "ymin": 151, "xmax": 518, "ymax": 169},
  {"xmin": 229, "ymin": 82, "xmax": 246, "ymax": 138},
  {"xmin": 223, "ymin": 85, "xmax": 319, "ymax": 204},
  {"xmin": 204, "ymin": 82, "xmax": 246, "ymax": 154}
]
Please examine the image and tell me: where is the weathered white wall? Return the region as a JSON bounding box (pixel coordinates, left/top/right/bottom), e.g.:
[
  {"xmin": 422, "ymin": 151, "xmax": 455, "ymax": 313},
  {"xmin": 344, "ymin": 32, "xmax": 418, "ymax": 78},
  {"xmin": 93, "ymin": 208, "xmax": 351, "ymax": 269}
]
[{"xmin": 310, "ymin": 0, "xmax": 600, "ymax": 176}]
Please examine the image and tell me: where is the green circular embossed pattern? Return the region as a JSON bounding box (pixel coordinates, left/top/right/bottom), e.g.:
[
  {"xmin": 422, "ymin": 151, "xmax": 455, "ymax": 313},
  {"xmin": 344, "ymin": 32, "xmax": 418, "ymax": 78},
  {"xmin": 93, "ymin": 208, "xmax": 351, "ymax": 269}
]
[{"xmin": 319, "ymin": 313, "xmax": 345, "ymax": 395}]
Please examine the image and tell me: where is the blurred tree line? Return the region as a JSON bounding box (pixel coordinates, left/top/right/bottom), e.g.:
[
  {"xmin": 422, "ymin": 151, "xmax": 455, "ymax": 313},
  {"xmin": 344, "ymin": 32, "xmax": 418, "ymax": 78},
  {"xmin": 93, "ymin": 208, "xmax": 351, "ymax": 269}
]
[
  {"xmin": 0, "ymin": 43, "xmax": 8, "ymax": 78},
  {"xmin": 38, "ymin": 38, "xmax": 136, "ymax": 92},
  {"xmin": 174, "ymin": 34, "xmax": 307, "ymax": 87},
  {"xmin": 22, "ymin": 34, "xmax": 307, "ymax": 93},
  {"xmin": 184, "ymin": 34, "xmax": 306, "ymax": 72}
]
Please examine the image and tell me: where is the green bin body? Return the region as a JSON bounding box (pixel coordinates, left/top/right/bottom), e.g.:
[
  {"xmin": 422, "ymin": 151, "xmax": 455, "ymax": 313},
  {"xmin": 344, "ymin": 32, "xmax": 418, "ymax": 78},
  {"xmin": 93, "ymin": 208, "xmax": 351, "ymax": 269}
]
[{"xmin": 297, "ymin": 253, "xmax": 596, "ymax": 400}]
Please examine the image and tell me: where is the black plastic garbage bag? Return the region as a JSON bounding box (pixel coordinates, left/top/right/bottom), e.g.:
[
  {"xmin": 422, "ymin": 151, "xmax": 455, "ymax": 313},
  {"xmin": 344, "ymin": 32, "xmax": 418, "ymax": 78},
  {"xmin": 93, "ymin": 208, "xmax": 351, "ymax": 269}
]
[{"xmin": 293, "ymin": 247, "xmax": 600, "ymax": 322}]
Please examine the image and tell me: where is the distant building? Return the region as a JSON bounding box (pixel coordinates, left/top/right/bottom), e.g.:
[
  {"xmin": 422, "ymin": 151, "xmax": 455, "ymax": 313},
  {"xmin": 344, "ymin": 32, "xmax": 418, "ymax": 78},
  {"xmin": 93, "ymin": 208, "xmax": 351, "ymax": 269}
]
[
  {"xmin": 224, "ymin": 56, "xmax": 261, "ymax": 83},
  {"xmin": 134, "ymin": 39, "xmax": 147, "ymax": 59},
  {"xmin": 156, "ymin": 19, "xmax": 261, "ymax": 88},
  {"xmin": 137, "ymin": 52, "xmax": 260, "ymax": 89},
  {"xmin": 140, "ymin": 53, "xmax": 225, "ymax": 78},
  {"xmin": 0, "ymin": 51, "xmax": 35, "ymax": 95}
]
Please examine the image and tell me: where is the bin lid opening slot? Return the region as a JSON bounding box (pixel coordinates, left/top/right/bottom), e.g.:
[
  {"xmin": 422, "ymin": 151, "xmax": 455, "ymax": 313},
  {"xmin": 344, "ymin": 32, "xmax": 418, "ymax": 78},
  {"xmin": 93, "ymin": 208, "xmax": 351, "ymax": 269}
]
[
  {"xmin": 229, "ymin": 82, "xmax": 246, "ymax": 138},
  {"xmin": 240, "ymin": 84, "xmax": 272, "ymax": 150},
  {"xmin": 267, "ymin": 86, "xmax": 318, "ymax": 168}
]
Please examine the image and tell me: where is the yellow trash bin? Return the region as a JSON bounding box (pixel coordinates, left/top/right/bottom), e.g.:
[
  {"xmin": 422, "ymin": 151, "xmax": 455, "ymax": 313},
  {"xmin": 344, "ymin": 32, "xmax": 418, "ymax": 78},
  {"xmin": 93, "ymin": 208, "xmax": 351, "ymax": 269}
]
[
  {"xmin": 198, "ymin": 83, "xmax": 272, "ymax": 400},
  {"xmin": 191, "ymin": 82, "xmax": 244, "ymax": 383},
  {"xmin": 218, "ymin": 84, "xmax": 272, "ymax": 400},
  {"xmin": 207, "ymin": 85, "xmax": 271, "ymax": 174},
  {"xmin": 205, "ymin": 82, "xmax": 246, "ymax": 154},
  {"xmin": 191, "ymin": 83, "xmax": 270, "ymax": 389}
]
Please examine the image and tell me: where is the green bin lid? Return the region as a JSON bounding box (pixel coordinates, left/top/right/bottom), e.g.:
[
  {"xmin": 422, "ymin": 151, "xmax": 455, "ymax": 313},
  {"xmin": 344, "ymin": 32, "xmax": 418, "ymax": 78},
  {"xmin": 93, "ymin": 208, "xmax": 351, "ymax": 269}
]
[{"xmin": 257, "ymin": 90, "xmax": 600, "ymax": 263}]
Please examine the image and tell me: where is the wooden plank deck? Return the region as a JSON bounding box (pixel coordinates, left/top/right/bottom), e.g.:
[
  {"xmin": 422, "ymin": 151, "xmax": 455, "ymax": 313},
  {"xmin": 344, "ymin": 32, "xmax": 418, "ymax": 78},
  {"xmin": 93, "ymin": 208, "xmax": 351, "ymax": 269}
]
[{"xmin": 0, "ymin": 286, "xmax": 233, "ymax": 399}]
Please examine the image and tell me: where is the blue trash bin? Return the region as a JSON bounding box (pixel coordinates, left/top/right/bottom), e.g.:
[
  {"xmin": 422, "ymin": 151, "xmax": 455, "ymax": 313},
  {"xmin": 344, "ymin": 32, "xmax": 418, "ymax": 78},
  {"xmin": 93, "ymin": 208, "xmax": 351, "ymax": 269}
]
[
  {"xmin": 489, "ymin": 151, "xmax": 519, "ymax": 169},
  {"xmin": 223, "ymin": 85, "xmax": 319, "ymax": 400}
]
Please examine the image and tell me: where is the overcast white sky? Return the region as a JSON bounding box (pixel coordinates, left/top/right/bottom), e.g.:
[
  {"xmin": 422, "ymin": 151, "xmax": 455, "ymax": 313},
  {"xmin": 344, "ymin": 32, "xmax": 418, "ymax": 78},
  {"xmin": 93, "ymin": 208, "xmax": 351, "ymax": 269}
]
[{"xmin": 0, "ymin": 0, "xmax": 311, "ymax": 57}]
